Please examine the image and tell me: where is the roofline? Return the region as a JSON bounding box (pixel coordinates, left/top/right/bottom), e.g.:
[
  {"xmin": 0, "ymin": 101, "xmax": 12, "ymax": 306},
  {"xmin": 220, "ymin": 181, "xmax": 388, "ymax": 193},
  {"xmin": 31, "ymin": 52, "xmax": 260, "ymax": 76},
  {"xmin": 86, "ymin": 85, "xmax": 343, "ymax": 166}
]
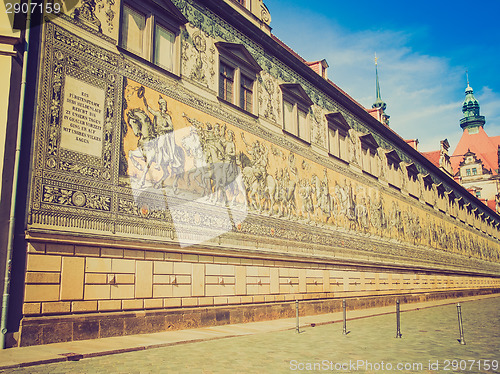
[{"xmin": 196, "ymin": 0, "xmax": 500, "ymax": 224}]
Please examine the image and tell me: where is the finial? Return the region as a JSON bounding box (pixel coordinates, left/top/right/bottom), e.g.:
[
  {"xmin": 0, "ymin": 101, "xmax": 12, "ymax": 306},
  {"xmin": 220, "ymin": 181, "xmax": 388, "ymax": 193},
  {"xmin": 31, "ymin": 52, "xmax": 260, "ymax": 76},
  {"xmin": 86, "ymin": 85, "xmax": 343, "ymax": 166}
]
[
  {"xmin": 465, "ymin": 69, "xmax": 473, "ymax": 93},
  {"xmin": 372, "ymin": 53, "xmax": 387, "ymax": 114}
]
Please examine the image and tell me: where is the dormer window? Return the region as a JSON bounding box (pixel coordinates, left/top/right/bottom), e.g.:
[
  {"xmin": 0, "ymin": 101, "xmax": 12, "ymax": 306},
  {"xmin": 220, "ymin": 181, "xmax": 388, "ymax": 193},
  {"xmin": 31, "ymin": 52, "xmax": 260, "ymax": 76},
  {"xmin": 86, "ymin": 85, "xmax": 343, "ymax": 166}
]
[
  {"xmin": 326, "ymin": 112, "xmax": 350, "ymax": 161},
  {"xmin": 281, "ymin": 84, "xmax": 313, "ymax": 143},
  {"xmin": 119, "ymin": 0, "xmax": 187, "ymax": 75},
  {"xmin": 216, "ymin": 42, "xmax": 262, "ymax": 114},
  {"xmin": 306, "ymin": 59, "xmax": 329, "ymax": 79},
  {"xmin": 359, "ymin": 133, "xmax": 380, "ymax": 177},
  {"xmin": 385, "ymin": 150, "xmax": 402, "ymax": 188},
  {"xmin": 405, "ymin": 163, "xmax": 420, "ymax": 199}
]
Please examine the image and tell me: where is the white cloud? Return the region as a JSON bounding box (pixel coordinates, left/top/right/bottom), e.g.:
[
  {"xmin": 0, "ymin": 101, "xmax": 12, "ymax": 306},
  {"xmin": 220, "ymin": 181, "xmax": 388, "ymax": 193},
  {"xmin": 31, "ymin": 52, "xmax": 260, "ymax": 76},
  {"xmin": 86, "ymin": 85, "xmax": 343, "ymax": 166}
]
[{"xmin": 268, "ymin": 9, "xmax": 500, "ymax": 154}]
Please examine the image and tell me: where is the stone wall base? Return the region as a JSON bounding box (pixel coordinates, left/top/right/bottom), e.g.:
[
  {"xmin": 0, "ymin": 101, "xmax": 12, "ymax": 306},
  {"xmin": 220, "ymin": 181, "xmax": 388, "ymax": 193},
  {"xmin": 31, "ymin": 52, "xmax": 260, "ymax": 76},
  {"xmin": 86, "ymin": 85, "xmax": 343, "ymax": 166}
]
[{"xmin": 16, "ymin": 288, "xmax": 499, "ymax": 347}]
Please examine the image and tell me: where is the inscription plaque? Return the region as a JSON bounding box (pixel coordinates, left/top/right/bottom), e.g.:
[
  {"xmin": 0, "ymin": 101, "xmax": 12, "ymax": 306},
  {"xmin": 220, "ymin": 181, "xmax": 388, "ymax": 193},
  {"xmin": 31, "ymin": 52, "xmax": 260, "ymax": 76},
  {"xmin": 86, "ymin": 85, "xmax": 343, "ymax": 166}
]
[{"xmin": 60, "ymin": 76, "xmax": 105, "ymax": 157}]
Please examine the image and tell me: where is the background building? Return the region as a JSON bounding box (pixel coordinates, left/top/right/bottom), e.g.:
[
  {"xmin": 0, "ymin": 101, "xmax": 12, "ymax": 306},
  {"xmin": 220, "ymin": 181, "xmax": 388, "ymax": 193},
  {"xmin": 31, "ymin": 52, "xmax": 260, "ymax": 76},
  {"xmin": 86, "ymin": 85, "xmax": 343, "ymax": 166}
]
[
  {"xmin": 451, "ymin": 82, "xmax": 500, "ymax": 212},
  {"xmin": 0, "ymin": 0, "xmax": 499, "ymax": 348}
]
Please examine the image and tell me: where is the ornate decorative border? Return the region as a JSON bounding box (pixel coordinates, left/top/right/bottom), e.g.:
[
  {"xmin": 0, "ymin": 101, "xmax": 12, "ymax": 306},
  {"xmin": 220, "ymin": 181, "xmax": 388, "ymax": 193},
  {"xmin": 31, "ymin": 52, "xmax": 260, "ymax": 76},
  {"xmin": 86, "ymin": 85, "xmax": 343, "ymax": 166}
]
[{"xmin": 27, "ymin": 23, "xmax": 500, "ymax": 275}]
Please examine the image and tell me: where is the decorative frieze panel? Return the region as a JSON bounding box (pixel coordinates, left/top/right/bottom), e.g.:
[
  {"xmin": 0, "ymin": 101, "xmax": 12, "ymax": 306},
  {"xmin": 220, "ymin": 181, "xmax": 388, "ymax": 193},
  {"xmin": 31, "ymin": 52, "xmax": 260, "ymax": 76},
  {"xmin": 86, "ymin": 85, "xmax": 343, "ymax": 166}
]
[
  {"xmin": 181, "ymin": 26, "xmax": 217, "ymax": 88},
  {"xmin": 57, "ymin": 0, "xmax": 119, "ymax": 42},
  {"xmin": 29, "ymin": 24, "xmax": 500, "ymax": 273},
  {"xmin": 257, "ymin": 71, "xmax": 280, "ymax": 123}
]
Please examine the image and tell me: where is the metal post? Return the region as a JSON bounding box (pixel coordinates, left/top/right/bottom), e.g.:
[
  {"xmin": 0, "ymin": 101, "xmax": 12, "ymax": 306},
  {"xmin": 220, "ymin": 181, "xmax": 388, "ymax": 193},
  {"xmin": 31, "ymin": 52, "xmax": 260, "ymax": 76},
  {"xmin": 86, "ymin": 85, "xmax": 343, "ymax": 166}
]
[
  {"xmin": 295, "ymin": 300, "xmax": 299, "ymax": 333},
  {"xmin": 1, "ymin": 4, "xmax": 32, "ymax": 351},
  {"xmin": 457, "ymin": 303, "xmax": 466, "ymax": 345},
  {"xmin": 342, "ymin": 299, "xmax": 347, "ymax": 335},
  {"xmin": 396, "ymin": 299, "xmax": 402, "ymax": 338}
]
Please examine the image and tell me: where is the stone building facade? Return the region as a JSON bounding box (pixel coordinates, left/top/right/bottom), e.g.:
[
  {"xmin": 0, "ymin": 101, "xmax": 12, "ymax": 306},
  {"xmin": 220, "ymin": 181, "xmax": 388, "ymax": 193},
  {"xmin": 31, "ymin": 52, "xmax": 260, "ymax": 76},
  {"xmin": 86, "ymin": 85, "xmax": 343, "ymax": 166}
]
[{"xmin": 1, "ymin": 0, "xmax": 500, "ymax": 347}]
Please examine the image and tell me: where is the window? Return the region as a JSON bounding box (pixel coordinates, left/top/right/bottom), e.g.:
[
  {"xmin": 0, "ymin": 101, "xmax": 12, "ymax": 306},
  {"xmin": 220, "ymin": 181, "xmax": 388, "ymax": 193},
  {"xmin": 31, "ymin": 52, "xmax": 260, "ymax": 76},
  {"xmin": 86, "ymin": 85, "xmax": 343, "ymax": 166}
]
[
  {"xmin": 326, "ymin": 112, "xmax": 350, "ymax": 161},
  {"xmin": 472, "ymin": 167, "xmax": 477, "ymax": 175},
  {"xmin": 240, "ymin": 75, "xmax": 253, "ymax": 112},
  {"xmin": 406, "ymin": 163, "xmax": 420, "ymax": 198},
  {"xmin": 219, "ymin": 63, "xmax": 234, "ymax": 102},
  {"xmin": 466, "ymin": 168, "xmax": 471, "ymax": 176},
  {"xmin": 216, "ymin": 42, "xmax": 262, "ymax": 114},
  {"xmin": 422, "ymin": 174, "xmax": 434, "ymax": 205},
  {"xmin": 359, "ymin": 133, "xmax": 380, "ymax": 177},
  {"xmin": 283, "ymin": 100, "xmax": 310, "ymax": 141},
  {"xmin": 476, "ymin": 190, "xmax": 481, "ymax": 198},
  {"xmin": 120, "ymin": 0, "xmax": 187, "ymax": 74},
  {"xmin": 281, "ymin": 83, "xmax": 313, "ymax": 143},
  {"xmin": 122, "ymin": 6, "xmax": 147, "ymax": 57},
  {"xmin": 154, "ymin": 25, "xmax": 175, "ymax": 71},
  {"xmin": 297, "ymin": 107, "xmax": 308, "ymax": 139},
  {"xmin": 385, "ymin": 150, "xmax": 402, "ymax": 188}
]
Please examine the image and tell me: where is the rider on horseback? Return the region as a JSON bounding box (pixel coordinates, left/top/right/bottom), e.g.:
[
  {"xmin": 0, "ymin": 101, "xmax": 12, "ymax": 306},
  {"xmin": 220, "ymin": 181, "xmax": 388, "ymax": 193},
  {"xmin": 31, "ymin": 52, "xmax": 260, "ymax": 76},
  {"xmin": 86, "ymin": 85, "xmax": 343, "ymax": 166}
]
[{"xmin": 143, "ymin": 95, "xmax": 181, "ymax": 170}]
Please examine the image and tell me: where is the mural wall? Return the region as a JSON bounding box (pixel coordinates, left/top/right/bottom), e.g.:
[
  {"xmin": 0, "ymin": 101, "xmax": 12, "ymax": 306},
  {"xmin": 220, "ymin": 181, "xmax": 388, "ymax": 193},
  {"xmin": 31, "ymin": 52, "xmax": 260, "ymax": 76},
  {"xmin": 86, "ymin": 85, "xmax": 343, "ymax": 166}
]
[
  {"xmin": 28, "ymin": 5, "xmax": 500, "ymax": 274},
  {"xmin": 118, "ymin": 78, "xmax": 499, "ymax": 262},
  {"xmin": 12, "ymin": 0, "xmax": 500, "ymax": 349}
]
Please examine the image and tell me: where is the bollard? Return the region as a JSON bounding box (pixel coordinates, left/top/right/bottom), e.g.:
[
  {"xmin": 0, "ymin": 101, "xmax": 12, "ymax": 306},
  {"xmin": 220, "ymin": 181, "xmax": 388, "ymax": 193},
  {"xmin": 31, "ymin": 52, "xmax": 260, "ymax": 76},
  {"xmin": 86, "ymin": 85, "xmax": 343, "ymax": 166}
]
[
  {"xmin": 342, "ymin": 299, "xmax": 347, "ymax": 335},
  {"xmin": 395, "ymin": 299, "xmax": 402, "ymax": 338},
  {"xmin": 295, "ymin": 300, "xmax": 299, "ymax": 333},
  {"xmin": 456, "ymin": 303, "xmax": 466, "ymax": 345}
]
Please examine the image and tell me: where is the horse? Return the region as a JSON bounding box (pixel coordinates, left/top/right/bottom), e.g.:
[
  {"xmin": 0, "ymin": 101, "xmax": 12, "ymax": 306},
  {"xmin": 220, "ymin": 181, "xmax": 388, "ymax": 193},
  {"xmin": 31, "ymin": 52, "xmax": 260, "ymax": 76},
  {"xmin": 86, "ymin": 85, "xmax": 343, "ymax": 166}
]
[
  {"xmin": 311, "ymin": 174, "xmax": 334, "ymax": 221},
  {"xmin": 181, "ymin": 128, "xmax": 212, "ymax": 196},
  {"xmin": 166, "ymin": 146, "xmax": 185, "ymax": 194},
  {"xmin": 242, "ymin": 166, "xmax": 276, "ymax": 213},
  {"xmin": 275, "ymin": 169, "xmax": 296, "ymax": 218},
  {"xmin": 127, "ymin": 108, "xmax": 185, "ymax": 192},
  {"xmin": 127, "ymin": 109, "xmax": 157, "ymax": 187}
]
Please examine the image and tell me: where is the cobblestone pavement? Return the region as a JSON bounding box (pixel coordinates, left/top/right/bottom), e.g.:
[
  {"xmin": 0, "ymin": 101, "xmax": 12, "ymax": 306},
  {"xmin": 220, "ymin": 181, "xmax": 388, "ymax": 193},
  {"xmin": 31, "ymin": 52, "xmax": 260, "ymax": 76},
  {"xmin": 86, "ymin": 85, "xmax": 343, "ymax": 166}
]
[{"xmin": 1, "ymin": 297, "xmax": 499, "ymax": 374}]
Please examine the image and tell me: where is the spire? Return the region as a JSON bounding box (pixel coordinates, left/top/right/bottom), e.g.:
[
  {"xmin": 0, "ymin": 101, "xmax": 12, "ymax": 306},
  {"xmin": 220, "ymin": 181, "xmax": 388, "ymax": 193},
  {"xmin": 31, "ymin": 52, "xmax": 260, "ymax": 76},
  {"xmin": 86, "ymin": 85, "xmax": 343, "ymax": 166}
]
[
  {"xmin": 372, "ymin": 53, "xmax": 387, "ymax": 111},
  {"xmin": 460, "ymin": 71, "xmax": 485, "ymax": 131},
  {"xmin": 371, "ymin": 53, "xmax": 389, "ymax": 126}
]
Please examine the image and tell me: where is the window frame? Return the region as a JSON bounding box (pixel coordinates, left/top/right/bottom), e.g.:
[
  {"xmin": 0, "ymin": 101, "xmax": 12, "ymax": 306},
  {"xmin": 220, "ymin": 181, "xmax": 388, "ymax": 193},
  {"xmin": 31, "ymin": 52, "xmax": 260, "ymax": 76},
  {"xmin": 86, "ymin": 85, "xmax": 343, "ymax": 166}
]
[
  {"xmin": 119, "ymin": 0, "xmax": 187, "ymax": 76},
  {"xmin": 219, "ymin": 61, "xmax": 235, "ymax": 102},
  {"xmin": 385, "ymin": 150, "xmax": 402, "ymax": 189},
  {"xmin": 405, "ymin": 163, "xmax": 420, "ymax": 199},
  {"xmin": 240, "ymin": 74, "xmax": 254, "ymax": 112},
  {"xmin": 216, "ymin": 42, "xmax": 262, "ymax": 115},
  {"xmin": 280, "ymin": 83, "xmax": 313, "ymax": 144},
  {"xmin": 359, "ymin": 133, "xmax": 380, "ymax": 177},
  {"xmin": 326, "ymin": 112, "xmax": 350, "ymax": 162}
]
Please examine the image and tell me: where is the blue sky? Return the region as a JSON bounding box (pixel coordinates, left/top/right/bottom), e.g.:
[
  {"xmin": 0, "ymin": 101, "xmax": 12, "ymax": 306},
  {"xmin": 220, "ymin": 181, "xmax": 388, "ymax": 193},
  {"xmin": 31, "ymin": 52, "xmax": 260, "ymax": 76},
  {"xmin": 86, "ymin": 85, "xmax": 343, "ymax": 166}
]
[{"xmin": 264, "ymin": 0, "xmax": 500, "ymax": 152}]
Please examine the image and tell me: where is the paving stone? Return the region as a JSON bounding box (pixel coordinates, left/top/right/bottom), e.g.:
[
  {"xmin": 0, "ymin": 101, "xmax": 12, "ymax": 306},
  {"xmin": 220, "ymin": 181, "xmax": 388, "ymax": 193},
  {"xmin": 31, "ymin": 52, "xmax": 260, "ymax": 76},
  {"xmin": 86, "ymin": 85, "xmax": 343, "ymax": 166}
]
[{"xmin": 1, "ymin": 296, "xmax": 498, "ymax": 373}]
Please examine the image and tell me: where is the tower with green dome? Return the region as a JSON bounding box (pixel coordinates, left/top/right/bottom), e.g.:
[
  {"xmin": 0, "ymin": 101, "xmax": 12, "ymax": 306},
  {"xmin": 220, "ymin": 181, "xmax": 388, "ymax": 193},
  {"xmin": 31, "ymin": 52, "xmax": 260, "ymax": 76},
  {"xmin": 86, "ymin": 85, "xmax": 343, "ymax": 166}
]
[{"xmin": 460, "ymin": 75, "xmax": 485, "ymax": 132}]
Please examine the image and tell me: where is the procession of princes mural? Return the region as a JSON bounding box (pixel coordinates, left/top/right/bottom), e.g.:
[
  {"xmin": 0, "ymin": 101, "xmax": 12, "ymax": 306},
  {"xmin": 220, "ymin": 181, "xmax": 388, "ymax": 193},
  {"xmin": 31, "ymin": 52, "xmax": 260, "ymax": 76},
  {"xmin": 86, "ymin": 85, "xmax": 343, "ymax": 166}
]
[{"xmin": 120, "ymin": 82, "xmax": 499, "ymax": 263}]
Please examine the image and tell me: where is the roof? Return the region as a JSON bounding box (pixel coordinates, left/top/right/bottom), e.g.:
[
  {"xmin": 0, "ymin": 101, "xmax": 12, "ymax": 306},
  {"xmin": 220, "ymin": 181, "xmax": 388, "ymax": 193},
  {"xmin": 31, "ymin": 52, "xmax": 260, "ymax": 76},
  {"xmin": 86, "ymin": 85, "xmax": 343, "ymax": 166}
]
[
  {"xmin": 451, "ymin": 126, "xmax": 500, "ymax": 175},
  {"xmin": 269, "ymin": 33, "xmax": 414, "ymax": 149},
  {"xmin": 270, "ymin": 34, "xmax": 378, "ymax": 116},
  {"xmin": 487, "ymin": 199, "xmax": 497, "ymax": 211},
  {"xmin": 421, "ymin": 150, "xmax": 440, "ymax": 169}
]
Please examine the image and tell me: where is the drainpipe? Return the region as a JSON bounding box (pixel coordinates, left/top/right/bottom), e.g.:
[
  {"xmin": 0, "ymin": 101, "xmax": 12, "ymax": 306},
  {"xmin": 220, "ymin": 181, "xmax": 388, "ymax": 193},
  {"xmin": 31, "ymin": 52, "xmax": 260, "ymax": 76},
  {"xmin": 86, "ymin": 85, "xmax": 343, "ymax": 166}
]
[{"xmin": 1, "ymin": 7, "xmax": 31, "ymax": 349}]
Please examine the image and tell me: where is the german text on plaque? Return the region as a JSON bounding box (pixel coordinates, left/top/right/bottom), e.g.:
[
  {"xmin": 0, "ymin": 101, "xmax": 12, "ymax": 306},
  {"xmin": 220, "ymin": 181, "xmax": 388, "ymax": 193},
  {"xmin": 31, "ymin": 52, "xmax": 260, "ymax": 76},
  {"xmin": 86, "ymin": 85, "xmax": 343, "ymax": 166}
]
[{"xmin": 60, "ymin": 76, "xmax": 105, "ymax": 157}]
